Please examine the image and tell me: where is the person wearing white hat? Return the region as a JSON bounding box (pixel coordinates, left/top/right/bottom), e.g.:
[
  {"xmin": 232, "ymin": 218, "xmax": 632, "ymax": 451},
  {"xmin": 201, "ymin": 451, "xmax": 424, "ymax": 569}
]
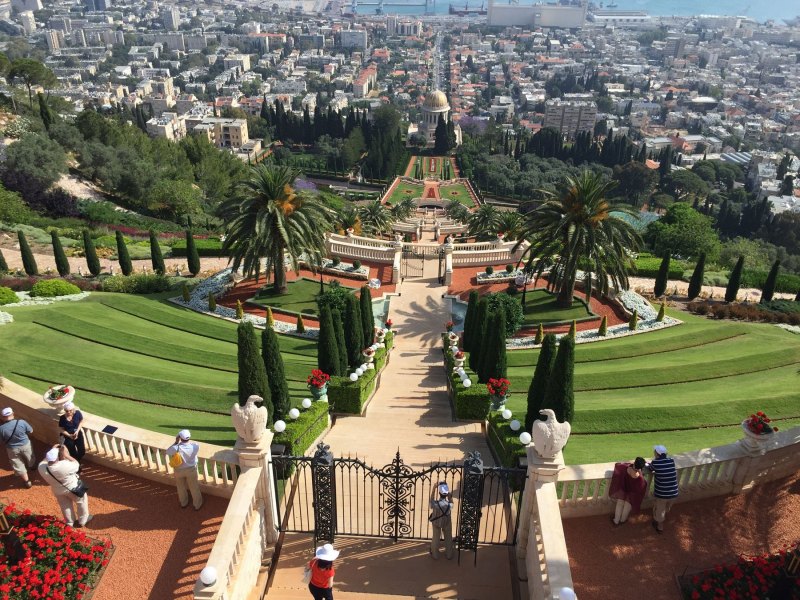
[
  {"xmin": 58, "ymin": 402, "xmax": 86, "ymax": 465},
  {"xmin": 429, "ymin": 482, "xmax": 454, "ymax": 560},
  {"xmin": 38, "ymin": 444, "xmax": 92, "ymax": 527},
  {"xmin": 646, "ymin": 444, "xmax": 678, "ymax": 534},
  {"xmin": 0, "ymin": 407, "xmax": 36, "ymax": 488},
  {"xmin": 306, "ymin": 543, "xmax": 339, "ymax": 599},
  {"xmin": 166, "ymin": 429, "xmax": 203, "ymax": 510}
]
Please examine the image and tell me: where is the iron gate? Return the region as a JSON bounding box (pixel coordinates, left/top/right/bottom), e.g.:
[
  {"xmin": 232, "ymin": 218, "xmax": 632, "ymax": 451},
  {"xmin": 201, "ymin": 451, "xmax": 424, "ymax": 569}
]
[
  {"xmin": 401, "ymin": 246, "xmax": 424, "ymax": 278},
  {"xmin": 272, "ymin": 445, "xmax": 526, "ymax": 560}
]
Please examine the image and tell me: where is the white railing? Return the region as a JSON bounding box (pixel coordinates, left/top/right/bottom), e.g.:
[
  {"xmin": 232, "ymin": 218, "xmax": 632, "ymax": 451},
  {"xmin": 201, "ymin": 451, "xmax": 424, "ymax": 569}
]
[
  {"xmin": 194, "ymin": 468, "xmax": 265, "ymax": 600},
  {"xmin": 444, "ymin": 251, "xmax": 453, "ymax": 285},
  {"xmin": 327, "ymin": 242, "xmax": 395, "ymax": 264},
  {"xmin": 329, "ymin": 233, "xmax": 392, "ymax": 249},
  {"xmin": 392, "ymin": 221, "xmax": 418, "ymax": 233},
  {"xmin": 0, "ymin": 379, "xmax": 239, "ymax": 498},
  {"xmin": 527, "ymin": 481, "xmax": 575, "ymax": 600}
]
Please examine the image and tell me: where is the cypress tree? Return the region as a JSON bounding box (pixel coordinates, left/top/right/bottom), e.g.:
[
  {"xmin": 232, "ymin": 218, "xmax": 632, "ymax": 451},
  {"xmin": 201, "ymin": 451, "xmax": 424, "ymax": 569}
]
[
  {"xmin": 628, "ymin": 309, "xmax": 639, "ymax": 330},
  {"xmin": 149, "ymin": 230, "xmax": 165, "ymax": 275},
  {"xmin": 568, "ymin": 320, "xmax": 576, "ymax": 339},
  {"xmin": 186, "ymin": 230, "xmax": 201, "ymax": 277},
  {"xmin": 82, "ymin": 230, "xmax": 101, "ymax": 277},
  {"xmin": 237, "ymin": 320, "xmax": 271, "ymax": 407},
  {"xmin": 181, "ymin": 283, "xmax": 190, "ymax": 302},
  {"xmin": 479, "ymin": 308, "xmax": 507, "ymax": 382},
  {"xmin": 317, "ymin": 305, "xmax": 342, "ymax": 377},
  {"xmin": 331, "ymin": 308, "xmax": 348, "ymax": 375},
  {"xmin": 525, "ymin": 334, "xmax": 557, "ymax": 432},
  {"xmin": 0, "ymin": 249, "xmax": 8, "ymax": 273},
  {"xmin": 51, "ymin": 231, "xmax": 70, "ymax": 277},
  {"xmin": 262, "ymin": 326, "xmax": 289, "ymax": 422},
  {"xmin": 761, "ymin": 260, "xmax": 780, "ymax": 303},
  {"xmin": 469, "ymin": 298, "xmax": 488, "ymax": 372},
  {"xmin": 794, "ymin": 289, "xmax": 800, "ymax": 302},
  {"xmin": 18, "ymin": 231, "xmax": 38, "ymax": 276},
  {"xmin": 360, "ymin": 286, "xmax": 374, "ymax": 347},
  {"xmin": 657, "ymin": 302, "xmax": 666, "ymax": 322},
  {"xmin": 654, "ymin": 254, "xmax": 670, "ymax": 298},
  {"xmin": 598, "ymin": 315, "xmax": 608, "ymax": 336},
  {"xmin": 463, "ymin": 291, "xmax": 478, "ymax": 352},
  {"xmin": 343, "ymin": 294, "xmax": 364, "ymax": 369},
  {"xmin": 236, "ymin": 300, "xmax": 244, "ymax": 319},
  {"xmin": 725, "ymin": 256, "xmax": 744, "ymax": 303},
  {"xmin": 115, "ymin": 231, "xmax": 133, "ymax": 276},
  {"xmin": 687, "ymin": 253, "xmax": 706, "ymax": 300},
  {"xmin": 208, "ymin": 293, "xmax": 216, "ymax": 312},
  {"xmin": 296, "ymin": 315, "xmax": 305, "ymax": 333},
  {"xmin": 534, "ymin": 323, "xmax": 544, "ymax": 345},
  {"xmin": 542, "ymin": 336, "xmax": 575, "ymax": 424}
]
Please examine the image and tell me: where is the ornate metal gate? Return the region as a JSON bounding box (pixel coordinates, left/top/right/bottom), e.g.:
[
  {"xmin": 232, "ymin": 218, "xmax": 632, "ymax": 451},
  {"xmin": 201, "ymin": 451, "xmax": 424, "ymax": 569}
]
[
  {"xmin": 401, "ymin": 246, "xmax": 424, "ymax": 278},
  {"xmin": 272, "ymin": 445, "xmax": 526, "ymax": 559}
]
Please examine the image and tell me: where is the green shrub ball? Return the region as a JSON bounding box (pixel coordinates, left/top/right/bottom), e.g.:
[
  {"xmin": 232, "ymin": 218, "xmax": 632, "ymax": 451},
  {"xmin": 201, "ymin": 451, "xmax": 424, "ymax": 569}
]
[
  {"xmin": 0, "ymin": 286, "xmax": 18, "ymax": 305},
  {"xmin": 29, "ymin": 279, "xmax": 81, "ymax": 298}
]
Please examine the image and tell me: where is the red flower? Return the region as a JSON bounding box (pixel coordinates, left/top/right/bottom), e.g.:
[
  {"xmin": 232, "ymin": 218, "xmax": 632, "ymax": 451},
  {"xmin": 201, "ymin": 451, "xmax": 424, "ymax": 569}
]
[
  {"xmin": 486, "ymin": 378, "xmax": 511, "ymax": 397},
  {"xmin": 306, "ymin": 369, "xmax": 330, "ymax": 388}
]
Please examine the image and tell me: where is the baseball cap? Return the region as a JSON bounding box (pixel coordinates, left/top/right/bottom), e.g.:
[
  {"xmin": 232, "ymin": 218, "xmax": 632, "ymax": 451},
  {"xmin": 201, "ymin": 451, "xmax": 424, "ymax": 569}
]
[
  {"xmin": 1, "ymin": 408, "xmax": 12, "ymax": 417},
  {"xmin": 653, "ymin": 444, "xmax": 668, "ymax": 456},
  {"xmin": 438, "ymin": 482, "xmax": 450, "ymax": 496},
  {"xmin": 45, "ymin": 448, "xmax": 60, "ymax": 462},
  {"xmin": 178, "ymin": 429, "xmax": 191, "ymax": 441}
]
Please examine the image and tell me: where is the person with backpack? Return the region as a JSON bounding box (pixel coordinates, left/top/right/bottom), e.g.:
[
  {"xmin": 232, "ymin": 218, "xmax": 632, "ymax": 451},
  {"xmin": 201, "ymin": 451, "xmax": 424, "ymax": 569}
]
[
  {"xmin": 0, "ymin": 407, "xmax": 36, "ymax": 489},
  {"xmin": 430, "ymin": 482, "xmax": 454, "ymax": 560},
  {"xmin": 38, "ymin": 444, "xmax": 92, "ymax": 527},
  {"xmin": 166, "ymin": 429, "xmax": 203, "ymax": 510}
]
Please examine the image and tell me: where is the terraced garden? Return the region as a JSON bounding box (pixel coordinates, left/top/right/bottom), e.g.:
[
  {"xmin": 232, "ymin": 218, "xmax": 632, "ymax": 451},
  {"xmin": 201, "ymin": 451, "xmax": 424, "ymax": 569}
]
[
  {"xmin": 520, "ymin": 290, "xmax": 595, "ymax": 325},
  {"xmin": 384, "ymin": 181, "xmax": 424, "ymax": 205},
  {"xmin": 438, "ymin": 181, "xmax": 476, "ymax": 207},
  {"xmin": 250, "ymin": 278, "xmax": 355, "ymax": 316},
  {"xmin": 501, "ymin": 309, "xmax": 800, "ymax": 463},
  {"xmin": 0, "ymin": 293, "xmax": 318, "ymax": 445}
]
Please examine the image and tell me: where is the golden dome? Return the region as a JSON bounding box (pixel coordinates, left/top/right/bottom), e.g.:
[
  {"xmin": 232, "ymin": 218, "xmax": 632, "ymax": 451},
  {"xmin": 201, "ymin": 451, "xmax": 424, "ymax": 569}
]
[{"xmin": 423, "ymin": 90, "xmax": 449, "ymax": 110}]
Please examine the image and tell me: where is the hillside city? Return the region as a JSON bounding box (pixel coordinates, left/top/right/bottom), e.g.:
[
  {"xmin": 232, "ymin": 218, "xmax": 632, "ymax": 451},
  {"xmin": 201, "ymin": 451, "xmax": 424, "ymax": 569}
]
[{"xmin": 0, "ymin": 0, "xmax": 799, "ymax": 599}]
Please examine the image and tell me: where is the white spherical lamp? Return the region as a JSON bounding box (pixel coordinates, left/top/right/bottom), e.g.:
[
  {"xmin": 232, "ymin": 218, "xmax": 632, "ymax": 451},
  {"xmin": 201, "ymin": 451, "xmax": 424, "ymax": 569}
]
[
  {"xmin": 302, "ymin": 398, "xmax": 312, "ymax": 409},
  {"xmin": 361, "ymin": 363, "xmax": 368, "ymax": 371},
  {"xmin": 199, "ymin": 566, "xmax": 217, "ymax": 586},
  {"xmin": 501, "ymin": 409, "xmax": 512, "ymax": 420},
  {"xmin": 510, "ymin": 419, "xmax": 521, "ymax": 431},
  {"xmin": 273, "ymin": 420, "xmax": 286, "ymax": 433},
  {"xmin": 558, "ymin": 588, "xmax": 577, "ymax": 600},
  {"xmin": 349, "ymin": 373, "xmax": 358, "ymax": 381},
  {"xmin": 289, "ymin": 408, "xmax": 300, "ymax": 420},
  {"xmin": 519, "ymin": 432, "xmax": 532, "ymax": 445},
  {"xmin": 463, "ymin": 379, "xmax": 472, "ymax": 388}
]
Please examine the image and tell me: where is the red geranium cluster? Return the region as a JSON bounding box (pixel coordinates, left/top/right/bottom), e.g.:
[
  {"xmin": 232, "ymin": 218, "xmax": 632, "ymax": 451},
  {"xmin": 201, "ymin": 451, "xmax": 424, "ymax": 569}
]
[
  {"xmin": 685, "ymin": 543, "xmax": 799, "ymax": 599},
  {"xmin": 0, "ymin": 504, "xmax": 111, "ymax": 600},
  {"xmin": 486, "ymin": 378, "xmax": 511, "ymax": 397},
  {"xmin": 745, "ymin": 411, "xmax": 779, "ymax": 435},
  {"xmin": 307, "ymin": 369, "xmax": 331, "ymax": 388}
]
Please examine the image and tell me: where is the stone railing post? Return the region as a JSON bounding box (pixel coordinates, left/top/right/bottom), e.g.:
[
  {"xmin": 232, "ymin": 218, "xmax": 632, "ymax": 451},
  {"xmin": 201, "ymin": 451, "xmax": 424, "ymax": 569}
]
[
  {"xmin": 731, "ymin": 424, "xmax": 779, "ymax": 494},
  {"xmin": 443, "ymin": 236, "xmax": 454, "ymax": 285},
  {"xmin": 392, "ymin": 234, "xmax": 403, "ymax": 284},
  {"xmin": 517, "ymin": 445, "xmax": 565, "ymax": 560}
]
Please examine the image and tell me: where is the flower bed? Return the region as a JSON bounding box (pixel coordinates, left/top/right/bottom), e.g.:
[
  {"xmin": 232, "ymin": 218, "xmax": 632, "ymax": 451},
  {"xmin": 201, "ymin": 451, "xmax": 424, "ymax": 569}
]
[
  {"xmin": 476, "ymin": 268, "xmax": 523, "ymax": 284},
  {"xmin": 0, "ymin": 291, "xmax": 91, "ymax": 308},
  {"xmin": 0, "ymin": 504, "xmax": 112, "ymax": 600},
  {"xmin": 679, "ymin": 543, "xmax": 800, "ymax": 600},
  {"xmin": 617, "ymin": 289, "xmax": 658, "ymax": 320},
  {"xmin": 317, "ymin": 259, "xmax": 369, "ymax": 279}
]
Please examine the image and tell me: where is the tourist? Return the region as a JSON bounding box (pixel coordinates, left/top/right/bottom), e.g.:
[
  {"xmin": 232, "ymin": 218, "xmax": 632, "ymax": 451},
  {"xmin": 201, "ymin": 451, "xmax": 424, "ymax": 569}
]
[
  {"xmin": 646, "ymin": 444, "xmax": 679, "ymax": 534},
  {"xmin": 59, "ymin": 402, "xmax": 86, "ymax": 465},
  {"xmin": 0, "ymin": 407, "xmax": 36, "ymax": 489},
  {"xmin": 429, "ymin": 482, "xmax": 454, "ymax": 560},
  {"xmin": 306, "ymin": 543, "xmax": 339, "ymax": 600},
  {"xmin": 38, "ymin": 445, "xmax": 92, "ymax": 527},
  {"xmin": 166, "ymin": 429, "xmax": 203, "ymax": 510},
  {"xmin": 609, "ymin": 457, "xmax": 647, "ymax": 525}
]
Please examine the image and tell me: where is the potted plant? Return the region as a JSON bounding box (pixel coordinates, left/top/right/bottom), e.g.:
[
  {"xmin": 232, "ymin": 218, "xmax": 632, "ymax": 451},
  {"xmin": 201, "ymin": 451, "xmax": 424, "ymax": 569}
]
[
  {"xmin": 346, "ymin": 227, "xmax": 354, "ymax": 237},
  {"xmin": 385, "ymin": 319, "xmax": 393, "ymax": 330},
  {"xmin": 453, "ymin": 350, "xmax": 465, "ymax": 368},
  {"xmin": 497, "ymin": 232, "xmax": 505, "ymax": 241},
  {"xmin": 741, "ymin": 411, "xmax": 779, "ymax": 453},
  {"xmin": 375, "ymin": 327, "xmax": 386, "ymax": 343},
  {"xmin": 445, "ymin": 320, "xmax": 454, "ymax": 332},
  {"xmin": 487, "ymin": 378, "xmax": 511, "ymax": 410},
  {"xmin": 362, "ymin": 346, "xmax": 376, "ymax": 367},
  {"xmin": 42, "ymin": 384, "xmax": 75, "ymax": 413},
  {"xmin": 307, "ymin": 369, "xmax": 331, "ymax": 400},
  {"xmin": 447, "ymin": 331, "xmax": 459, "ymax": 348}
]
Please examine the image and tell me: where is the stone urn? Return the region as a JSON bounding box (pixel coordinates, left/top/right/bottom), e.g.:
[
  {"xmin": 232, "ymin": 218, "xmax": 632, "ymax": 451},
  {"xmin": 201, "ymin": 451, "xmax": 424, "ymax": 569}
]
[
  {"xmin": 490, "ymin": 395, "xmax": 507, "ymax": 411},
  {"xmin": 447, "ymin": 332, "xmax": 459, "ymax": 348},
  {"xmin": 309, "ymin": 384, "xmax": 328, "ymax": 401},
  {"xmin": 740, "ymin": 420, "xmax": 776, "ymax": 454},
  {"xmin": 453, "ymin": 352, "xmax": 465, "ymax": 368},
  {"xmin": 231, "ymin": 395, "xmax": 269, "ymax": 443},
  {"xmin": 43, "ymin": 385, "xmax": 75, "ymax": 415},
  {"xmin": 363, "ymin": 348, "xmax": 376, "ymax": 369},
  {"xmin": 375, "ymin": 328, "xmax": 386, "ymax": 343}
]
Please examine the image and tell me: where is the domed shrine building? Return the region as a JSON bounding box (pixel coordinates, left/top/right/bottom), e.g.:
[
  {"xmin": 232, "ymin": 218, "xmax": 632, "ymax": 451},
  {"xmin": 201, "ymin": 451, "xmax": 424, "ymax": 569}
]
[{"xmin": 408, "ymin": 89, "xmax": 462, "ymax": 147}]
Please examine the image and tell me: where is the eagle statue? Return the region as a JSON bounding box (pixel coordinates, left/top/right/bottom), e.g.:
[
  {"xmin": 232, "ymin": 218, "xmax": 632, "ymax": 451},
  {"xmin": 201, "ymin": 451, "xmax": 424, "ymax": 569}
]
[
  {"xmin": 231, "ymin": 395, "xmax": 269, "ymax": 443},
  {"xmin": 530, "ymin": 409, "xmax": 571, "ymax": 459}
]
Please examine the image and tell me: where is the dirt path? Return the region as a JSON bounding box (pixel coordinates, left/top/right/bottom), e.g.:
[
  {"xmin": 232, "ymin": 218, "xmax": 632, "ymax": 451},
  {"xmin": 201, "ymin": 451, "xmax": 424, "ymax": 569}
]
[{"xmin": 628, "ymin": 276, "xmax": 796, "ymax": 302}]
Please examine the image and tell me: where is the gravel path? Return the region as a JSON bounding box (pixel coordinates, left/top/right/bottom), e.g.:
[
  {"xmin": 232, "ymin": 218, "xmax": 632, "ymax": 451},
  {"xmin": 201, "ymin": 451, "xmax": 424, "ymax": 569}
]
[{"xmin": 628, "ymin": 276, "xmax": 796, "ymax": 302}]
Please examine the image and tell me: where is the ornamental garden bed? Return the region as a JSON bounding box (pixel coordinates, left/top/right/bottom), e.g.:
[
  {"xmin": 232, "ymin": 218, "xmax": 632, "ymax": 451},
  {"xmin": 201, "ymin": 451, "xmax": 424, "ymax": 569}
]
[
  {"xmin": 250, "ymin": 278, "xmax": 357, "ymax": 317},
  {"xmin": 0, "ymin": 504, "xmax": 113, "ymax": 600},
  {"xmin": 327, "ymin": 332, "xmax": 394, "ymax": 415}
]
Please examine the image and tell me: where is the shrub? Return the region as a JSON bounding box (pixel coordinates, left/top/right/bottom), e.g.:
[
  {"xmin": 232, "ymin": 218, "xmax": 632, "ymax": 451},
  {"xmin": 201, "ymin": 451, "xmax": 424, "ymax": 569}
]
[
  {"xmin": 634, "ymin": 253, "xmax": 684, "ymax": 279},
  {"xmin": 534, "ymin": 323, "xmax": 544, "ymax": 345},
  {"xmin": 317, "ymin": 281, "xmax": 352, "ymax": 313},
  {"xmin": 740, "ymin": 269, "xmax": 800, "ymax": 294},
  {"xmin": 82, "ymin": 230, "xmax": 101, "ymax": 277},
  {"xmin": 101, "ymin": 273, "xmax": 171, "ymax": 294},
  {"xmin": 171, "ymin": 237, "xmax": 227, "ymax": 257},
  {"xmin": 598, "ymin": 315, "xmax": 608, "ymax": 336},
  {"xmin": 654, "ymin": 255, "xmax": 670, "ymax": 298},
  {"xmin": 628, "ymin": 309, "xmax": 639, "ymax": 330},
  {"xmin": 115, "ymin": 230, "xmax": 133, "ymax": 276},
  {"xmin": 208, "ymin": 293, "xmax": 216, "ymax": 312},
  {"xmin": 29, "ymin": 279, "xmax": 81, "ymax": 297},
  {"xmin": 568, "ymin": 320, "xmax": 576, "ymax": 338},
  {"xmin": 296, "ymin": 314, "xmax": 306, "ymax": 333},
  {"xmin": 235, "ymin": 299, "xmax": 244, "ymax": 320},
  {"xmin": 237, "ymin": 320, "xmax": 271, "ymax": 407},
  {"xmin": 506, "ymin": 264, "xmax": 514, "ymax": 273},
  {"xmin": 352, "ymin": 259, "xmax": 361, "ymax": 270},
  {"xmin": 760, "ymin": 260, "xmax": 780, "ymax": 303},
  {"xmin": 485, "ymin": 266, "xmax": 494, "ymax": 275},
  {"xmin": 149, "ymin": 229, "xmax": 165, "ymax": 275},
  {"xmin": 185, "ymin": 231, "xmax": 201, "ymax": 277},
  {"xmin": 273, "ymin": 401, "xmax": 329, "ymax": 457},
  {"xmin": 18, "ymin": 231, "xmax": 38, "ymax": 276},
  {"xmin": 266, "ymin": 306, "xmax": 275, "ymax": 327},
  {"xmin": 453, "ymin": 375, "xmax": 490, "ymax": 420},
  {"xmin": 332, "ymin": 256, "xmax": 341, "ymax": 266},
  {"xmin": 181, "ymin": 283, "xmax": 190, "ymax": 302},
  {"xmin": 486, "ymin": 291, "xmax": 524, "ymax": 336},
  {"xmin": 469, "ymin": 298, "xmax": 489, "ymax": 372},
  {"xmin": 657, "ymin": 302, "xmax": 665, "ymax": 322},
  {"xmin": 328, "ymin": 365, "xmax": 379, "ymax": 414},
  {"xmin": 725, "ymin": 256, "xmax": 744, "ymax": 303},
  {"xmin": 331, "ymin": 308, "xmax": 348, "ymax": 376},
  {"xmin": 488, "ymin": 413, "xmax": 526, "ymax": 467},
  {"xmin": 687, "ymin": 253, "xmax": 705, "ymax": 300},
  {"xmin": 0, "ymin": 250, "xmax": 7, "ymax": 273},
  {"xmin": 51, "ymin": 231, "xmax": 70, "ymax": 277},
  {"xmin": 262, "ymin": 326, "xmax": 289, "ymax": 422},
  {"xmin": 0, "ymin": 286, "xmax": 17, "ymax": 305}
]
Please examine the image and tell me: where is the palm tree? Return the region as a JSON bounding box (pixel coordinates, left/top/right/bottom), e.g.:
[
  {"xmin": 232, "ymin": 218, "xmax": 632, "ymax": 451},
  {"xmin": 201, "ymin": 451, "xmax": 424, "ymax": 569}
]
[
  {"xmin": 513, "ymin": 171, "xmax": 641, "ymax": 308},
  {"xmin": 445, "ymin": 199, "xmax": 470, "ymax": 223},
  {"xmin": 467, "ymin": 204, "xmax": 501, "ymax": 240},
  {"xmin": 390, "ymin": 197, "xmax": 416, "ymax": 221},
  {"xmin": 218, "ymin": 164, "xmax": 334, "ymax": 294},
  {"xmin": 358, "ymin": 200, "xmax": 395, "ymax": 236},
  {"xmin": 337, "ymin": 205, "xmax": 362, "ymax": 234},
  {"xmin": 496, "ymin": 211, "xmax": 523, "ymax": 241}
]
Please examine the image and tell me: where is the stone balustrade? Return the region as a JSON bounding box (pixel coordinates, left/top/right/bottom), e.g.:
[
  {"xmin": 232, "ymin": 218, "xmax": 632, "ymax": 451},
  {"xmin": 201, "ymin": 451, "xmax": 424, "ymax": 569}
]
[{"xmin": 0, "ymin": 378, "xmax": 239, "ymax": 497}]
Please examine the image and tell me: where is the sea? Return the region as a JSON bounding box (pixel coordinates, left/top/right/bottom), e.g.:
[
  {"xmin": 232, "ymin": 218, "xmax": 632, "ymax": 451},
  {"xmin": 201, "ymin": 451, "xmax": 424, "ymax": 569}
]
[{"xmin": 374, "ymin": 0, "xmax": 798, "ymax": 23}]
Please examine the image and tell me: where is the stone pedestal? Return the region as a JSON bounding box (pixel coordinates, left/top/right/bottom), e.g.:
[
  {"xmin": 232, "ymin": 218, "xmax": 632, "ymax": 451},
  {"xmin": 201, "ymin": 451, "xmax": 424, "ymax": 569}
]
[
  {"xmin": 517, "ymin": 446, "xmax": 565, "ymax": 560},
  {"xmin": 234, "ymin": 431, "xmax": 279, "ymax": 545}
]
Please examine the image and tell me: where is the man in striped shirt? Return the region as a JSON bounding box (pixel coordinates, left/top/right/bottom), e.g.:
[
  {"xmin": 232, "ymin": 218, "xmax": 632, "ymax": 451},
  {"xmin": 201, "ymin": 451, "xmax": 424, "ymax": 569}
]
[{"xmin": 647, "ymin": 444, "xmax": 678, "ymax": 534}]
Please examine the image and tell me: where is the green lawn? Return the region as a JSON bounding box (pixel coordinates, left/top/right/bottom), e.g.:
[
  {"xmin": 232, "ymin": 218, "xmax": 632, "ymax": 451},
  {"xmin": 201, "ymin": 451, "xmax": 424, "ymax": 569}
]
[
  {"xmin": 520, "ymin": 290, "xmax": 594, "ymax": 325},
  {"xmin": 495, "ymin": 308, "xmax": 800, "ymax": 464},
  {"xmin": 249, "ymin": 278, "xmax": 356, "ymax": 316},
  {"xmin": 0, "ymin": 293, "xmax": 319, "ymax": 446},
  {"xmin": 384, "ymin": 182, "xmax": 424, "ymax": 205},
  {"xmin": 439, "ymin": 182, "xmax": 476, "ymax": 208}
]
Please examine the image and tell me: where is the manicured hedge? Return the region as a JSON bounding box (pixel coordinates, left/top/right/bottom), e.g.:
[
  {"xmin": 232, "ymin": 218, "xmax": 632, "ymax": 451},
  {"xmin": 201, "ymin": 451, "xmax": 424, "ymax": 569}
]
[
  {"xmin": 487, "ymin": 413, "xmax": 526, "ymax": 468},
  {"xmin": 101, "ymin": 273, "xmax": 171, "ymax": 294},
  {"xmin": 327, "ymin": 344, "xmax": 389, "ymax": 414},
  {"xmin": 740, "ymin": 269, "xmax": 800, "ymax": 294},
  {"xmin": 171, "ymin": 238, "xmax": 227, "ymax": 257},
  {"xmin": 273, "ymin": 400, "xmax": 330, "ymax": 457},
  {"xmin": 451, "ymin": 372, "xmax": 490, "ymax": 420},
  {"xmin": 0, "ymin": 286, "xmax": 17, "ymax": 305},
  {"xmin": 29, "ymin": 279, "xmax": 81, "ymax": 297},
  {"xmin": 634, "ymin": 253, "xmax": 685, "ymax": 279}
]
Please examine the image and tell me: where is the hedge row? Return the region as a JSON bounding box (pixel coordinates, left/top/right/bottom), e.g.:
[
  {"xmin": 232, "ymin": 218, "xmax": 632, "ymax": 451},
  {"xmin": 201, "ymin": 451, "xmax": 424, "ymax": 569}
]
[
  {"xmin": 740, "ymin": 269, "xmax": 800, "ymax": 294},
  {"xmin": 101, "ymin": 273, "xmax": 172, "ymax": 294},
  {"xmin": 442, "ymin": 337, "xmax": 490, "ymax": 420},
  {"xmin": 273, "ymin": 400, "xmax": 330, "ymax": 457},
  {"xmin": 688, "ymin": 301, "xmax": 800, "ymax": 325},
  {"xmin": 327, "ymin": 342, "xmax": 390, "ymax": 414},
  {"xmin": 171, "ymin": 238, "xmax": 227, "ymax": 257},
  {"xmin": 633, "ymin": 254, "xmax": 685, "ymax": 279},
  {"xmin": 487, "ymin": 413, "xmax": 526, "ymax": 468}
]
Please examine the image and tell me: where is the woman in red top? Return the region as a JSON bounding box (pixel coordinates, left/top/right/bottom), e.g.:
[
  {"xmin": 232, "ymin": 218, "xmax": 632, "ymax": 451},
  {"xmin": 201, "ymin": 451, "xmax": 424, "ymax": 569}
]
[
  {"xmin": 308, "ymin": 543, "xmax": 339, "ymax": 600},
  {"xmin": 609, "ymin": 457, "xmax": 647, "ymax": 525}
]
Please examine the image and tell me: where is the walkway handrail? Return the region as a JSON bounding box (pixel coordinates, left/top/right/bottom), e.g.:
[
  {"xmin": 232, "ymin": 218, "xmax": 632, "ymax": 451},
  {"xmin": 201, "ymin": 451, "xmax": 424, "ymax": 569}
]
[
  {"xmin": 328, "ymin": 233, "xmax": 392, "ymax": 249},
  {"xmin": 528, "ymin": 480, "xmax": 575, "ymax": 600},
  {"xmin": 194, "ymin": 467, "xmax": 264, "ymax": 599},
  {"xmin": 0, "ymin": 378, "xmax": 239, "ymax": 498},
  {"xmin": 556, "ymin": 426, "xmax": 800, "ymax": 518}
]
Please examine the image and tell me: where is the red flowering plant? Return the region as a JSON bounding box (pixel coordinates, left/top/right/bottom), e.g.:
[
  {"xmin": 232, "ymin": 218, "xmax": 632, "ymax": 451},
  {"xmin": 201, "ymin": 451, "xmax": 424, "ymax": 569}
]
[
  {"xmin": 745, "ymin": 411, "xmax": 779, "ymax": 435},
  {"xmin": 445, "ymin": 321, "xmax": 454, "ymax": 332},
  {"xmin": 385, "ymin": 319, "xmax": 393, "ymax": 330},
  {"xmin": 0, "ymin": 504, "xmax": 112, "ymax": 600},
  {"xmin": 486, "ymin": 378, "xmax": 511, "ymax": 397},
  {"xmin": 46, "ymin": 386, "xmax": 70, "ymax": 401},
  {"xmin": 306, "ymin": 369, "xmax": 331, "ymax": 389},
  {"xmin": 454, "ymin": 351, "xmax": 465, "ymax": 359},
  {"xmin": 680, "ymin": 543, "xmax": 799, "ymax": 600}
]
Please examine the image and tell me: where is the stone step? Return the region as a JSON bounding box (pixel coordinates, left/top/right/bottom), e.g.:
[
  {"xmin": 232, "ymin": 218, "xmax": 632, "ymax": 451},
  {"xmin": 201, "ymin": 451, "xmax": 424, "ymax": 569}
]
[{"xmin": 269, "ymin": 588, "xmax": 430, "ymax": 599}]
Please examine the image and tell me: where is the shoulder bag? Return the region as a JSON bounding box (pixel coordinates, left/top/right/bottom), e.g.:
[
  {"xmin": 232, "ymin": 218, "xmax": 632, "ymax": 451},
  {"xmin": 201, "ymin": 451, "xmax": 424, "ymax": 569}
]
[
  {"xmin": 0, "ymin": 420, "xmax": 20, "ymax": 446},
  {"xmin": 169, "ymin": 445, "xmax": 184, "ymax": 469},
  {"xmin": 302, "ymin": 559, "xmax": 315, "ymax": 584},
  {"xmin": 46, "ymin": 465, "xmax": 89, "ymax": 498}
]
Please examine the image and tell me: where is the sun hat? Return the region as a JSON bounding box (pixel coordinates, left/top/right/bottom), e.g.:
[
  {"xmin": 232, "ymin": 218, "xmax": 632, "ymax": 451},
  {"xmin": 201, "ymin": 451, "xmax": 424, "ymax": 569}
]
[
  {"xmin": 63, "ymin": 402, "xmax": 75, "ymax": 411},
  {"xmin": 178, "ymin": 429, "xmax": 191, "ymax": 441},
  {"xmin": 1, "ymin": 408, "xmax": 12, "ymax": 417},
  {"xmin": 438, "ymin": 482, "xmax": 450, "ymax": 496},
  {"xmin": 45, "ymin": 448, "xmax": 60, "ymax": 462},
  {"xmin": 653, "ymin": 444, "xmax": 668, "ymax": 456},
  {"xmin": 315, "ymin": 544, "xmax": 340, "ymax": 561}
]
